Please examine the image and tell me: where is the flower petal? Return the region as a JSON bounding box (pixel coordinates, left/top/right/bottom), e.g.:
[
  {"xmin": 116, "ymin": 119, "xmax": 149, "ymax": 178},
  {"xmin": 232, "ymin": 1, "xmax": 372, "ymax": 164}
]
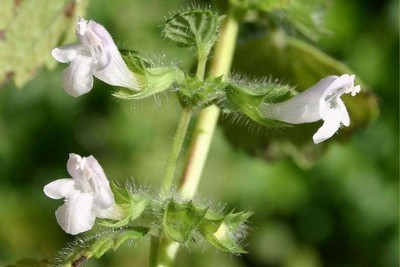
[
  {"xmin": 313, "ymin": 114, "xmax": 342, "ymax": 144},
  {"xmin": 79, "ymin": 18, "xmax": 138, "ymax": 90},
  {"xmin": 51, "ymin": 44, "xmax": 83, "ymax": 63},
  {"xmin": 43, "ymin": 179, "xmax": 75, "ymax": 199},
  {"xmin": 55, "ymin": 192, "xmax": 95, "ymax": 235},
  {"xmin": 93, "ymin": 52, "xmax": 138, "ymax": 90},
  {"xmin": 85, "ymin": 155, "xmax": 107, "ymax": 182},
  {"xmin": 85, "ymin": 155, "xmax": 114, "ymax": 208},
  {"xmin": 62, "ymin": 55, "xmax": 94, "ymax": 97},
  {"xmin": 66, "ymin": 153, "xmax": 115, "ymax": 209},
  {"xmin": 66, "ymin": 153, "xmax": 85, "ymax": 180},
  {"xmin": 337, "ymin": 98, "xmax": 350, "ymax": 126},
  {"xmin": 94, "ymin": 203, "xmax": 122, "ymax": 219}
]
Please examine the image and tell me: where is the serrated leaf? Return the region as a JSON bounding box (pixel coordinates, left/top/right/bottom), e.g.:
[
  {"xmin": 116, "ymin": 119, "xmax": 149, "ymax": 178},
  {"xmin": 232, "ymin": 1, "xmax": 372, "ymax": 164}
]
[
  {"xmin": 163, "ymin": 8, "xmax": 225, "ymax": 57},
  {"xmin": 220, "ymin": 30, "xmax": 379, "ymax": 167},
  {"xmin": 54, "ymin": 227, "xmax": 149, "ymax": 267},
  {"xmin": 0, "ymin": 0, "xmax": 89, "ymax": 88},
  {"xmin": 163, "ymin": 200, "xmax": 208, "ymax": 243}
]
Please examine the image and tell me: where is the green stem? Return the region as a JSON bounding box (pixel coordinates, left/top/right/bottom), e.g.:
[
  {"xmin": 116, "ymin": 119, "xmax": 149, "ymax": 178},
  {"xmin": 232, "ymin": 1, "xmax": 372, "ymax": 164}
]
[
  {"xmin": 196, "ymin": 50, "xmax": 208, "ymax": 79},
  {"xmin": 157, "ymin": 8, "xmax": 239, "ymax": 267},
  {"xmin": 154, "ymin": 10, "xmax": 240, "ymax": 267},
  {"xmin": 149, "ymin": 235, "xmax": 160, "ymax": 267},
  {"xmin": 179, "ymin": 11, "xmax": 239, "ymax": 199},
  {"xmin": 161, "ymin": 107, "xmax": 192, "ymax": 195}
]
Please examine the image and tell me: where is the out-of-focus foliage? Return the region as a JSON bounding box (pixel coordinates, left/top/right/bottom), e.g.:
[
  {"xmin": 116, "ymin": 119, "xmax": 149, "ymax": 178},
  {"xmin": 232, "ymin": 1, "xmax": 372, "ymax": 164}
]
[
  {"xmin": 0, "ymin": 1, "xmax": 398, "ymax": 267},
  {"xmin": 0, "ymin": 0, "xmax": 88, "ymax": 88}
]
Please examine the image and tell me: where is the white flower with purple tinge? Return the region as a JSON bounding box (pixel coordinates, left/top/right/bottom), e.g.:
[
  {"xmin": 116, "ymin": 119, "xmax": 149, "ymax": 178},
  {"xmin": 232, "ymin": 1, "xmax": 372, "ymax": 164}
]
[
  {"xmin": 44, "ymin": 153, "xmax": 121, "ymax": 235},
  {"xmin": 260, "ymin": 74, "xmax": 361, "ymax": 143},
  {"xmin": 52, "ymin": 17, "xmax": 138, "ymax": 97}
]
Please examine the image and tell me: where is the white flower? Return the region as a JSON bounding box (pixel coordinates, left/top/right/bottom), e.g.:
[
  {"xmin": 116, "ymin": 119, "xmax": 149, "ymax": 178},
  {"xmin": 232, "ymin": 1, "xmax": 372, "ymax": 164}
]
[
  {"xmin": 51, "ymin": 17, "xmax": 139, "ymax": 97},
  {"xmin": 44, "ymin": 153, "xmax": 121, "ymax": 235},
  {"xmin": 260, "ymin": 74, "xmax": 361, "ymax": 144}
]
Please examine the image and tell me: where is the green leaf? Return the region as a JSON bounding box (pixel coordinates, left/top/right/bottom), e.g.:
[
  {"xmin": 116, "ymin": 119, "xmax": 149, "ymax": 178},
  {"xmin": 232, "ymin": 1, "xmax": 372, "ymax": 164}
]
[
  {"xmin": 178, "ymin": 75, "xmax": 226, "ymax": 109},
  {"xmin": 222, "ymin": 79, "xmax": 294, "ymax": 127},
  {"xmin": 102, "ymin": 182, "xmax": 149, "ymax": 228},
  {"xmin": 227, "ymin": 0, "xmax": 328, "ymax": 40},
  {"xmin": 220, "ymin": 30, "xmax": 379, "ymax": 167},
  {"xmin": 163, "ymin": 199, "xmax": 208, "ymax": 243},
  {"xmin": 113, "ymin": 51, "xmax": 184, "ymax": 100},
  {"xmin": 0, "ymin": 0, "xmax": 89, "ymax": 88},
  {"xmin": 162, "ymin": 8, "xmax": 225, "ymax": 57},
  {"xmin": 54, "ymin": 227, "xmax": 149, "ymax": 267},
  {"xmin": 266, "ymin": 0, "xmax": 329, "ymax": 41},
  {"xmin": 110, "ymin": 182, "xmax": 131, "ymax": 204},
  {"xmin": 199, "ymin": 210, "xmax": 252, "ymax": 254}
]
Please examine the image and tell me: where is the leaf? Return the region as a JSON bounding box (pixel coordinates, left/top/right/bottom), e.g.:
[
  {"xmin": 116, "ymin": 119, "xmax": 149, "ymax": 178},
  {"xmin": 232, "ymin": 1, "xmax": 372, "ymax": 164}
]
[
  {"xmin": 113, "ymin": 51, "xmax": 184, "ymax": 100},
  {"xmin": 220, "ymin": 30, "xmax": 379, "ymax": 167},
  {"xmin": 221, "ymin": 78, "xmax": 294, "ymax": 127},
  {"xmin": 102, "ymin": 182, "xmax": 149, "ymax": 228},
  {"xmin": 0, "ymin": 0, "xmax": 89, "ymax": 88},
  {"xmin": 162, "ymin": 7, "xmax": 225, "ymax": 57},
  {"xmin": 178, "ymin": 75, "xmax": 226, "ymax": 109},
  {"xmin": 199, "ymin": 210, "xmax": 252, "ymax": 254},
  {"xmin": 224, "ymin": 0, "xmax": 328, "ymax": 41},
  {"xmin": 54, "ymin": 227, "xmax": 149, "ymax": 267},
  {"xmin": 163, "ymin": 200, "xmax": 208, "ymax": 243},
  {"xmin": 264, "ymin": 0, "xmax": 329, "ymax": 41}
]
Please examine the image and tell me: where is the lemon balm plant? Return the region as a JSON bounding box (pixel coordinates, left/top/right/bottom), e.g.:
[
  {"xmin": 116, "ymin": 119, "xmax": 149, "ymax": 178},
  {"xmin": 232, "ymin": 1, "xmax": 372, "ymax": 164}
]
[{"xmin": 4, "ymin": 1, "xmax": 379, "ymax": 267}]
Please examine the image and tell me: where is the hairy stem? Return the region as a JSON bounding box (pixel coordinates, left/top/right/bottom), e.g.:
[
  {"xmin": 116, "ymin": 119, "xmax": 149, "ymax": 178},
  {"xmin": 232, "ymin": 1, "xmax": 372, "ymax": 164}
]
[
  {"xmin": 161, "ymin": 107, "xmax": 192, "ymax": 195},
  {"xmin": 179, "ymin": 12, "xmax": 239, "ymax": 199},
  {"xmin": 154, "ymin": 11, "xmax": 240, "ymax": 267}
]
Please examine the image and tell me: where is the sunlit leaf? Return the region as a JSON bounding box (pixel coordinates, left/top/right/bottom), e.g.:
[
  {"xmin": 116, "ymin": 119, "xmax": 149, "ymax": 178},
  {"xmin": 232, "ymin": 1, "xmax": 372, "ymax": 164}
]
[{"xmin": 0, "ymin": 0, "xmax": 88, "ymax": 88}]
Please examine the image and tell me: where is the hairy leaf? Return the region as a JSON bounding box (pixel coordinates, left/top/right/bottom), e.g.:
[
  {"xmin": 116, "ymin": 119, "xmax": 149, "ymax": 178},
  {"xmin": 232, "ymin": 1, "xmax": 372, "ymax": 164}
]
[
  {"xmin": 178, "ymin": 75, "xmax": 226, "ymax": 109},
  {"xmin": 163, "ymin": 8, "xmax": 225, "ymax": 57},
  {"xmin": 199, "ymin": 210, "xmax": 252, "ymax": 254},
  {"xmin": 102, "ymin": 182, "xmax": 149, "ymax": 228},
  {"xmin": 54, "ymin": 227, "xmax": 149, "ymax": 267},
  {"xmin": 113, "ymin": 51, "xmax": 184, "ymax": 100},
  {"xmin": 163, "ymin": 200, "xmax": 208, "ymax": 243},
  {"xmin": 221, "ymin": 78, "xmax": 294, "ymax": 127}
]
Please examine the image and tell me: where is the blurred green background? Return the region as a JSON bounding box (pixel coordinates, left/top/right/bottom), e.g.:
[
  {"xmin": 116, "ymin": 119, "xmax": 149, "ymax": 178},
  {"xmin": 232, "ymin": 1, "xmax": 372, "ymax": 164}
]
[{"xmin": 0, "ymin": 0, "xmax": 398, "ymax": 266}]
